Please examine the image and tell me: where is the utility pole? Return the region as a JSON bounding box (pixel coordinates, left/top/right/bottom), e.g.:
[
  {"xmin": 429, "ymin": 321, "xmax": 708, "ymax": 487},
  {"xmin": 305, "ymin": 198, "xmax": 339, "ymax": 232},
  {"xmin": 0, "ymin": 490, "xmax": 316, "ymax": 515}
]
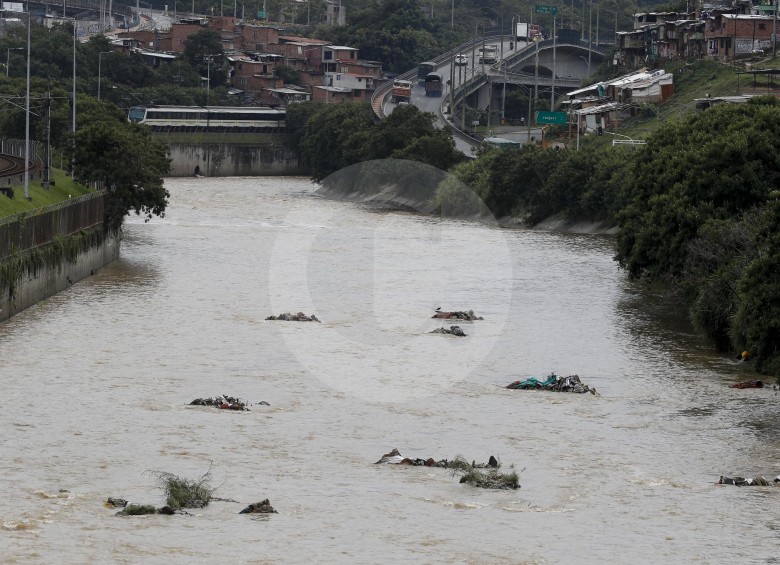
[
  {"xmin": 43, "ymin": 81, "xmax": 51, "ymax": 190},
  {"xmin": 501, "ymin": 61, "xmax": 506, "ymax": 123},
  {"xmin": 71, "ymin": 18, "xmax": 76, "ymax": 178},
  {"xmin": 24, "ymin": 2, "xmax": 30, "ymax": 200},
  {"xmin": 551, "ymin": 14, "xmax": 556, "ymax": 110},
  {"xmin": 588, "ymin": 1, "xmax": 592, "ymax": 76},
  {"xmin": 527, "ymin": 3, "xmax": 535, "ymax": 142},
  {"xmin": 774, "ymin": 0, "xmax": 778, "ymax": 58},
  {"xmin": 206, "ymin": 56, "xmax": 211, "ymax": 104}
]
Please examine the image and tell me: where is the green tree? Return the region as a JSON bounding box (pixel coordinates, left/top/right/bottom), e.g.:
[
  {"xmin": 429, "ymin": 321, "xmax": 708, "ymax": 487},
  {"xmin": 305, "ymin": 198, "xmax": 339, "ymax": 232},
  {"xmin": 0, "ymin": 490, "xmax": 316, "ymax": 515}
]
[
  {"xmin": 74, "ymin": 122, "xmax": 170, "ymax": 230},
  {"xmin": 183, "ymin": 29, "xmax": 228, "ymax": 88},
  {"xmin": 615, "ymin": 96, "xmax": 780, "ymax": 281},
  {"xmin": 298, "ymin": 102, "xmax": 375, "ymax": 181},
  {"xmin": 273, "ymin": 65, "xmax": 301, "ymax": 85},
  {"xmin": 730, "ymin": 194, "xmax": 780, "ymax": 375}
]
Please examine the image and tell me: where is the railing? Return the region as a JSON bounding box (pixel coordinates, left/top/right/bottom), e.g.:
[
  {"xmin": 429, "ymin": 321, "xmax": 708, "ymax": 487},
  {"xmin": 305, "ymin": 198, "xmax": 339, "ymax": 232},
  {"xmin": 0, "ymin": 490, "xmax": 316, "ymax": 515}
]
[
  {"xmin": 611, "ymin": 139, "xmax": 646, "ymax": 146},
  {"xmin": 0, "ymin": 191, "xmax": 105, "ymax": 261}
]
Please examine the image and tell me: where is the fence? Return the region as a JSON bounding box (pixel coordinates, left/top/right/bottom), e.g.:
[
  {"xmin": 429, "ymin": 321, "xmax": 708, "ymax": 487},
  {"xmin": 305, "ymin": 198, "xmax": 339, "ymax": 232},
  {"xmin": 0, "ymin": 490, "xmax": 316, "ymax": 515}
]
[
  {"xmin": 0, "ymin": 191, "xmax": 105, "ymax": 261},
  {"xmin": 0, "ymin": 139, "xmax": 42, "ymax": 166}
]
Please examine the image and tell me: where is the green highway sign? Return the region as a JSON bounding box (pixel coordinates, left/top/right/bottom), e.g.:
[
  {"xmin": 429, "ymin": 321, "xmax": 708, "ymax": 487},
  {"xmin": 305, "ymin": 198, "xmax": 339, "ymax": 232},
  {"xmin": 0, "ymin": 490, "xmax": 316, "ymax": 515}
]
[
  {"xmin": 534, "ymin": 5, "xmax": 559, "ymax": 15},
  {"xmin": 536, "ymin": 111, "xmax": 567, "ymax": 125}
]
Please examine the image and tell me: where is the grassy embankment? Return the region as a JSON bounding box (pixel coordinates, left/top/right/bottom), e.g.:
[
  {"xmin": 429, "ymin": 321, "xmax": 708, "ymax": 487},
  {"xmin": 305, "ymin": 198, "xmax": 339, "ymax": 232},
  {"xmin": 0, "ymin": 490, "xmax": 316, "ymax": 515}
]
[
  {"xmin": 0, "ymin": 168, "xmax": 94, "ymax": 218},
  {"xmin": 613, "ymin": 54, "xmax": 780, "ymax": 143}
]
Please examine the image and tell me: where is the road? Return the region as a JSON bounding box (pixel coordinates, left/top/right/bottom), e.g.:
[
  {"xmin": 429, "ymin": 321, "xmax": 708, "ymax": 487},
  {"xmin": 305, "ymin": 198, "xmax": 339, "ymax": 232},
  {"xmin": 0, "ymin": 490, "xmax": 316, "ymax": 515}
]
[{"xmin": 382, "ymin": 38, "xmax": 544, "ymax": 154}]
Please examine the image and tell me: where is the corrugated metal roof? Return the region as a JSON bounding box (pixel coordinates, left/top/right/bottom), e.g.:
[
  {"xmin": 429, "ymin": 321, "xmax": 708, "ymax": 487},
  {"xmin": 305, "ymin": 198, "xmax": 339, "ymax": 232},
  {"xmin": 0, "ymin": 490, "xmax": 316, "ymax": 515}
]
[{"xmin": 573, "ymin": 102, "xmax": 629, "ymax": 115}]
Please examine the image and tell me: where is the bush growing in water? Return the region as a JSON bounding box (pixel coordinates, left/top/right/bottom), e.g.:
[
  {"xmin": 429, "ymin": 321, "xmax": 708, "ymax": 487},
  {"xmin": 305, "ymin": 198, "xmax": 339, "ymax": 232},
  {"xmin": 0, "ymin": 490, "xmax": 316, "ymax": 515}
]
[{"xmin": 149, "ymin": 469, "xmax": 217, "ymax": 509}]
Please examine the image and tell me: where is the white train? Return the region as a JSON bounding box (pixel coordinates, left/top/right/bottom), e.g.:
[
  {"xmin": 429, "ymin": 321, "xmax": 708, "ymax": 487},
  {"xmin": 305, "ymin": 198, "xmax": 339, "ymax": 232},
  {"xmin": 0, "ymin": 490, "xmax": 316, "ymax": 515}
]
[{"xmin": 128, "ymin": 105, "xmax": 286, "ymax": 130}]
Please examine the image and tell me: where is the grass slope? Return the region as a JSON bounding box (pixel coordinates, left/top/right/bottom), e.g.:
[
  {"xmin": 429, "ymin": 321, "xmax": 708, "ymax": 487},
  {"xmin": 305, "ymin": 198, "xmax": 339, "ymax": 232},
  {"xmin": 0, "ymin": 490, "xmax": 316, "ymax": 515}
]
[{"xmin": 0, "ymin": 169, "xmax": 94, "ymax": 219}]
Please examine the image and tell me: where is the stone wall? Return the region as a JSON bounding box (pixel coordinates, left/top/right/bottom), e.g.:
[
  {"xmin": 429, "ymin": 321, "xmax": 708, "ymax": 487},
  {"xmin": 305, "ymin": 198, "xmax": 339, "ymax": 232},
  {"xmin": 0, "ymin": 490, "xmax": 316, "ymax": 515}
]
[{"xmin": 0, "ymin": 230, "xmax": 120, "ymax": 323}]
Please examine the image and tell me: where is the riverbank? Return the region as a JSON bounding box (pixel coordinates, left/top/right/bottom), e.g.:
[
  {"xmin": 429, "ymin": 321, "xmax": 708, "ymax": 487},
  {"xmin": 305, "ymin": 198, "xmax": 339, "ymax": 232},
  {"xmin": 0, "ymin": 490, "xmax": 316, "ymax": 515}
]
[{"xmin": 316, "ymin": 183, "xmax": 619, "ymax": 235}]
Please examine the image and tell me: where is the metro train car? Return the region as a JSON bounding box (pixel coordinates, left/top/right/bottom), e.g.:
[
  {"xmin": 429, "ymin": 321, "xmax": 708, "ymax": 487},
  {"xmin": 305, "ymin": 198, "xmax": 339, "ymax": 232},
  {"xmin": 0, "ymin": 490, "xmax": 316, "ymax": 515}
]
[{"xmin": 128, "ymin": 105, "xmax": 286, "ymax": 130}]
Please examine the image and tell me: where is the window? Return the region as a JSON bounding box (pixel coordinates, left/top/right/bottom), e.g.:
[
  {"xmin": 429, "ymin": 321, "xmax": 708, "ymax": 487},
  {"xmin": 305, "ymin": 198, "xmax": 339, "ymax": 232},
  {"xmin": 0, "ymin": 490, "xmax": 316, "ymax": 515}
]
[
  {"xmin": 324, "ymin": 51, "xmax": 333, "ymax": 60},
  {"xmin": 350, "ymin": 51, "xmax": 355, "ymax": 59},
  {"xmin": 759, "ymin": 24, "xmax": 766, "ymax": 30}
]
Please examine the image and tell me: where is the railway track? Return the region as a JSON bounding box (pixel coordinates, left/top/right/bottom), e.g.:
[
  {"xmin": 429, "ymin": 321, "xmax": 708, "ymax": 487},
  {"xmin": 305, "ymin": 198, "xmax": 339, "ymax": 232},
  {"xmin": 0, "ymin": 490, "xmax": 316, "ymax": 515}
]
[{"xmin": 0, "ymin": 154, "xmax": 31, "ymax": 198}]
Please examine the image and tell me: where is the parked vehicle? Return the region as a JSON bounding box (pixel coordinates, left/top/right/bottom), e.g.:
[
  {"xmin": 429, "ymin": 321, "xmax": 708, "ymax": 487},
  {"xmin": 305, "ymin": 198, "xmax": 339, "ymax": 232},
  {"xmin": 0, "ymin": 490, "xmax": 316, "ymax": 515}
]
[
  {"xmin": 391, "ymin": 79, "xmax": 412, "ymax": 104},
  {"xmin": 454, "ymin": 54, "xmax": 468, "ymax": 66},
  {"xmin": 424, "ymin": 73, "xmax": 443, "ymax": 97}
]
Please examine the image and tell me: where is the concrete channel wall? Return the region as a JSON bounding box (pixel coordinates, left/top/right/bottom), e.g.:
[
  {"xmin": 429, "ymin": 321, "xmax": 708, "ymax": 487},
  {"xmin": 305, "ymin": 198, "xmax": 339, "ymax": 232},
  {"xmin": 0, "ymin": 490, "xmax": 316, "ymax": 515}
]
[
  {"xmin": 165, "ymin": 142, "xmax": 305, "ymax": 177},
  {"xmin": 0, "ymin": 229, "xmax": 119, "ymax": 323}
]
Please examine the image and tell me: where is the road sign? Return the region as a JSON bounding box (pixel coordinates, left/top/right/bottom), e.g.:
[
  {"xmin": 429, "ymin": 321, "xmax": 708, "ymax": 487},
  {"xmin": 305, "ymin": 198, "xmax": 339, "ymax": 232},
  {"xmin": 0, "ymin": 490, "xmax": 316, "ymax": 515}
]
[
  {"xmin": 534, "ymin": 5, "xmax": 558, "ymax": 15},
  {"xmin": 536, "ymin": 111, "xmax": 567, "ymax": 125}
]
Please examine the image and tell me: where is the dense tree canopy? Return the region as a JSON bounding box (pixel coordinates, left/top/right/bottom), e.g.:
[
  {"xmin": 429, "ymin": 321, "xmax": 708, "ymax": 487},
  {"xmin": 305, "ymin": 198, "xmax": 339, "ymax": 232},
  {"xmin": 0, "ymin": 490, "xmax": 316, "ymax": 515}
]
[
  {"xmin": 615, "ymin": 96, "xmax": 780, "ymax": 281},
  {"xmin": 74, "ymin": 119, "xmax": 170, "ymax": 230},
  {"xmin": 296, "ymin": 103, "xmax": 464, "ymax": 182}
]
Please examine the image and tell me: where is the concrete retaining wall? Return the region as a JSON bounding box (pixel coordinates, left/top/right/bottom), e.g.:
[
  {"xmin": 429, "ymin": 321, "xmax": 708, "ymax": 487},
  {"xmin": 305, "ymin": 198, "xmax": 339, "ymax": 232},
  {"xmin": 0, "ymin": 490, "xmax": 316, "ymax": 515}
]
[
  {"xmin": 0, "ymin": 230, "xmax": 120, "ymax": 323},
  {"xmin": 167, "ymin": 143, "xmax": 305, "ymax": 177}
]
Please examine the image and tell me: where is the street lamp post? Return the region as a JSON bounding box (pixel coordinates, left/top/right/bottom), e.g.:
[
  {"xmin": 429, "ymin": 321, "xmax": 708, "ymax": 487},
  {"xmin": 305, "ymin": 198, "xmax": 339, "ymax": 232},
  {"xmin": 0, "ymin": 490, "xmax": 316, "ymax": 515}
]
[
  {"xmin": 98, "ymin": 50, "xmax": 112, "ymax": 100},
  {"xmin": 24, "ymin": 6, "xmax": 30, "ymax": 199},
  {"xmin": 204, "ymin": 55, "xmax": 214, "ymax": 105},
  {"xmin": 588, "ymin": 1, "xmax": 593, "ymax": 76},
  {"xmin": 6, "ymin": 47, "xmax": 23, "ymax": 77},
  {"xmin": 485, "ymin": 6, "xmax": 504, "ymax": 61}
]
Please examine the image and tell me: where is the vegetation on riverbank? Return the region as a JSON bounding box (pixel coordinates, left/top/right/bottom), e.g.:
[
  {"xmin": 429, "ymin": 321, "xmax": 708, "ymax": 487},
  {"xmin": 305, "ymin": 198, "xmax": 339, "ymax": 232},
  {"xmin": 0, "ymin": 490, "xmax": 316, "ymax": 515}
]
[
  {"xmin": 292, "ymin": 59, "xmax": 780, "ymax": 377},
  {"xmin": 290, "ymin": 102, "xmax": 466, "ymax": 182},
  {"xmin": 0, "ymin": 169, "xmax": 92, "ymax": 217}
]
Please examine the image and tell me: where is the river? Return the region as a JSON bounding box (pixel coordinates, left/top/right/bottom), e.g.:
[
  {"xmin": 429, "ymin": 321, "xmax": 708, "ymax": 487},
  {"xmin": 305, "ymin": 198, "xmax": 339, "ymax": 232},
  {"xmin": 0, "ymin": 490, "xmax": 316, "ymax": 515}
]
[{"xmin": 1, "ymin": 176, "xmax": 778, "ymax": 564}]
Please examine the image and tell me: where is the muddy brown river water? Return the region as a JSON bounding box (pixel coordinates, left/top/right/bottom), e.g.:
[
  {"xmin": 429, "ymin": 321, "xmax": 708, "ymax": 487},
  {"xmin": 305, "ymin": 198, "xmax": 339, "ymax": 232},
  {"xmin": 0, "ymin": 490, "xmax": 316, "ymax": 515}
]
[{"xmin": 1, "ymin": 176, "xmax": 778, "ymax": 564}]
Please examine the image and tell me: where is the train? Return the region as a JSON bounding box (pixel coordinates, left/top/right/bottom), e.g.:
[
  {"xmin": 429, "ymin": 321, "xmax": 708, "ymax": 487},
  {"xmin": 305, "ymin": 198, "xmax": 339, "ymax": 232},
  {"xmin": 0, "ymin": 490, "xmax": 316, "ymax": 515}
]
[{"xmin": 128, "ymin": 105, "xmax": 286, "ymax": 130}]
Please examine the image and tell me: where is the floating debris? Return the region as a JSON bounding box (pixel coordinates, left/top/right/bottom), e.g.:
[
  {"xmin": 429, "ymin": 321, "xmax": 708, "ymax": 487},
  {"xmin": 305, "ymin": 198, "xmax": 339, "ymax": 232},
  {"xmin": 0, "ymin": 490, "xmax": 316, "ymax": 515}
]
[
  {"xmin": 104, "ymin": 497, "xmax": 128, "ymax": 508},
  {"xmin": 729, "ymin": 380, "xmax": 764, "ymax": 389},
  {"xmin": 506, "ymin": 374, "xmax": 597, "ymax": 395},
  {"xmin": 375, "ymin": 448, "xmax": 449, "ymax": 467},
  {"xmin": 148, "ymin": 469, "xmax": 216, "ymax": 509},
  {"xmin": 189, "ymin": 395, "xmax": 270, "ymax": 410},
  {"xmin": 265, "ymin": 312, "xmax": 320, "ymax": 322},
  {"xmin": 239, "ymin": 499, "xmax": 278, "ymax": 514},
  {"xmin": 449, "ymin": 455, "xmax": 519, "ymax": 489},
  {"xmin": 719, "ymin": 475, "xmax": 780, "ymax": 486},
  {"xmin": 430, "ymin": 325, "xmax": 467, "ymax": 337},
  {"xmin": 432, "ymin": 309, "xmax": 483, "ymax": 320}
]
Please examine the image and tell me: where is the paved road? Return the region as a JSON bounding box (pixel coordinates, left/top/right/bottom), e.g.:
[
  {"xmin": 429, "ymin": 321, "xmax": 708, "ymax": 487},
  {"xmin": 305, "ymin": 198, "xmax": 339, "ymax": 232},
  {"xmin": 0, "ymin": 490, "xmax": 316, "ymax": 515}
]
[{"xmin": 382, "ymin": 39, "xmax": 546, "ymax": 155}]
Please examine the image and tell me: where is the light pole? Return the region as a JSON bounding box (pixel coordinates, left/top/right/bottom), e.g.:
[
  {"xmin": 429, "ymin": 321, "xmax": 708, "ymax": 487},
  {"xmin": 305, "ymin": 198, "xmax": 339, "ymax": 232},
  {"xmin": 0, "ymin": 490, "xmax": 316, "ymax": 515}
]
[
  {"xmin": 24, "ymin": 5, "xmax": 30, "ymax": 200},
  {"xmin": 6, "ymin": 47, "xmax": 23, "ymax": 77},
  {"xmin": 98, "ymin": 50, "xmax": 112, "ymax": 100},
  {"xmin": 527, "ymin": 0, "xmax": 536, "ymax": 142},
  {"xmin": 588, "ymin": 1, "xmax": 593, "ymax": 76},
  {"xmin": 774, "ymin": 0, "xmax": 778, "ymax": 58},
  {"xmin": 204, "ymin": 55, "xmax": 214, "ymax": 105},
  {"xmin": 485, "ymin": 6, "xmax": 504, "ymax": 61}
]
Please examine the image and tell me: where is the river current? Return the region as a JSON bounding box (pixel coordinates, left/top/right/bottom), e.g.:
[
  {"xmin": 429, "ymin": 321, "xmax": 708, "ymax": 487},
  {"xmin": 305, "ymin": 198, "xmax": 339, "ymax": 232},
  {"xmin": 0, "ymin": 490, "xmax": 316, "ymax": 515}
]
[{"xmin": 1, "ymin": 177, "xmax": 778, "ymax": 564}]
